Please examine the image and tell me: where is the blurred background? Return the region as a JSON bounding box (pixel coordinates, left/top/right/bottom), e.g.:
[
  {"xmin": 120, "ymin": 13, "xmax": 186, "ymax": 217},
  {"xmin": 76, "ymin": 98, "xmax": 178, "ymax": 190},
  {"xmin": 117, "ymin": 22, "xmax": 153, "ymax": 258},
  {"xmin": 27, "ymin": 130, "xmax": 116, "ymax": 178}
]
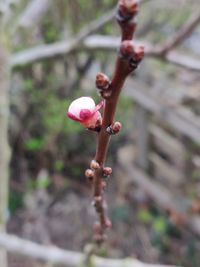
[{"xmin": 0, "ymin": 0, "xmax": 200, "ymax": 266}]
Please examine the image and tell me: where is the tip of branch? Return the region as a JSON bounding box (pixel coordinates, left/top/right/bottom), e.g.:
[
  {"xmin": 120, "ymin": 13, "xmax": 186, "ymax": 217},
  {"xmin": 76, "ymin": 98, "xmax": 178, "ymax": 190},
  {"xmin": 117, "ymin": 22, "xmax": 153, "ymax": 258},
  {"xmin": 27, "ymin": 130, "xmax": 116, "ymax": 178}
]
[{"xmin": 118, "ymin": 0, "xmax": 139, "ymax": 18}]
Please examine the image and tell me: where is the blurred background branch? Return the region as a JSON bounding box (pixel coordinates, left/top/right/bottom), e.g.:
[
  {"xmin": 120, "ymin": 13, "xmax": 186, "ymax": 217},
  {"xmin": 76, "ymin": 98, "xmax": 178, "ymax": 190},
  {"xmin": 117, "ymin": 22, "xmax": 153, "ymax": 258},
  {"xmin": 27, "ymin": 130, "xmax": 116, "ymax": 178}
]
[
  {"xmin": 10, "ymin": 7, "xmax": 200, "ymax": 71},
  {"xmin": 0, "ymin": 233, "xmax": 179, "ymax": 267},
  {"xmin": 10, "ymin": 35, "xmax": 200, "ymax": 71},
  {"xmin": 17, "ymin": 0, "xmax": 51, "ymax": 29}
]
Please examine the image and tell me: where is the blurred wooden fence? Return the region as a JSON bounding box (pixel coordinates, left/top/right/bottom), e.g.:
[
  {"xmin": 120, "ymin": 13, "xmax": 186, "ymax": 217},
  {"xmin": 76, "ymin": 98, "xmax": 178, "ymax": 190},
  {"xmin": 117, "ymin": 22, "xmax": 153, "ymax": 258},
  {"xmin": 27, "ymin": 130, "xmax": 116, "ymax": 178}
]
[{"xmin": 120, "ymin": 80, "xmax": 200, "ymax": 237}]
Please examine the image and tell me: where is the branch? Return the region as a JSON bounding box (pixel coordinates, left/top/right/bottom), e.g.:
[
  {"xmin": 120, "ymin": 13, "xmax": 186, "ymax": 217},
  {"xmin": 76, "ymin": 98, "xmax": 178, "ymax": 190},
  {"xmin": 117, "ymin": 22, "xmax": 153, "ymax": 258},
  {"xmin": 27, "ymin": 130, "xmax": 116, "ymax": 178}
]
[
  {"xmin": 84, "ymin": 36, "xmax": 200, "ymax": 71},
  {"xmin": 83, "ymin": 0, "xmax": 145, "ymax": 243},
  {"xmin": 164, "ymin": 51, "xmax": 200, "ymax": 71},
  {"xmin": 10, "ymin": 4, "xmax": 115, "ymax": 66},
  {"xmin": 0, "ymin": 233, "xmax": 179, "ymax": 267},
  {"xmin": 10, "ymin": 5, "xmax": 200, "ymax": 71},
  {"xmin": 14, "ymin": 0, "xmax": 150, "ymax": 31},
  {"xmin": 17, "ymin": 0, "xmax": 51, "ymax": 29}
]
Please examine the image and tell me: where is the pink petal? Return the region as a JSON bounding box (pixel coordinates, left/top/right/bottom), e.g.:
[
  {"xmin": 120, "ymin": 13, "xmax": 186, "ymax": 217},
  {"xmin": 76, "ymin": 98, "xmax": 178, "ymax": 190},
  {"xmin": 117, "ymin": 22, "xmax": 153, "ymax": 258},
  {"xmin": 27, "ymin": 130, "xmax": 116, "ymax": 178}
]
[
  {"xmin": 67, "ymin": 112, "xmax": 82, "ymax": 122},
  {"xmin": 79, "ymin": 109, "xmax": 93, "ymax": 120},
  {"xmin": 81, "ymin": 111, "xmax": 102, "ymax": 128},
  {"xmin": 68, "ymin": 97, "xmax": 95, "ymax": 120}
]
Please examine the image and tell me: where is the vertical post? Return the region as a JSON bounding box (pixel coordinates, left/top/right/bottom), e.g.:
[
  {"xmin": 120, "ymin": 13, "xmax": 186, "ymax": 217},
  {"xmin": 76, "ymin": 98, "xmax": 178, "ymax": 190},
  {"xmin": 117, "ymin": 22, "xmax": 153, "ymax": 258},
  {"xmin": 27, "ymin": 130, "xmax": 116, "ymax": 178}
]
[
  {"xmin": 135, "ymin": 104, "xmax": 149, "ymax": 170},
  {"xmin": 0, "ymin": 43, "xmax": 11, "ymax": 267}
]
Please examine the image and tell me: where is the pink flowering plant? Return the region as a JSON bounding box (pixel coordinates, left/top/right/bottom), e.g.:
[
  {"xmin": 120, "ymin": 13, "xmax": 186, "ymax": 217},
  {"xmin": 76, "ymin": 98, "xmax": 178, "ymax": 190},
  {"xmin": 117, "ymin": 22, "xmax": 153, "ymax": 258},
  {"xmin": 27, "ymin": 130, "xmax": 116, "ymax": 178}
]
[{"xmin": 67, "ymin": 0, "xmax": 144, "ymax": 244}]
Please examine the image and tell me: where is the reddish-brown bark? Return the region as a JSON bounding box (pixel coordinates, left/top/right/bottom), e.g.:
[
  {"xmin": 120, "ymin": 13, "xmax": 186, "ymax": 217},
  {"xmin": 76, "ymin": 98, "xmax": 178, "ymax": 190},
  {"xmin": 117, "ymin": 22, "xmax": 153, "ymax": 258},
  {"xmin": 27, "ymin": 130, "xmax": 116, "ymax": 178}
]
[{"xmin": 87, "ymin": 0, "xmax": 144, "ymax": 243}]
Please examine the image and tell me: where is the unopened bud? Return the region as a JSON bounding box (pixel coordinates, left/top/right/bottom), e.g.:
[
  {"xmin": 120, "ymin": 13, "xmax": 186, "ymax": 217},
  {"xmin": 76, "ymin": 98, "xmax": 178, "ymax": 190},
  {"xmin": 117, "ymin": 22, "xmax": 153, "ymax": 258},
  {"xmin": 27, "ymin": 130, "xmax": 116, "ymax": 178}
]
[
  {"xmin": 67, "ymin": 97, "xmax": 103, "ymax": 129},
  {"xmin": 112, "ymin": 121, "xmax": 122, "ymax": 133},
  {"xmin": 104, "ymin": 218, "xmax": 112, "ymax": 229},
  {"xmin": 106, "ymin": 121, "xmax": 122, "ymax": 135},
  {"xmin": 85, "ymin": 169, "xmax": 94, "ymax": 181},
  {"xmin": 90, "ymin": 160, "xmax": 100, "ymax": 170},
  {"xmin": 134, "ymin": 44, "xmax": 145, "ymax": 61},
  {"xmin": 128, "ymin": 45, "xmax": 144, "ymax": 70},
  {"xmin": 118, "ymin": 0, "xmax": 139, "ymax": 18},
  {"xmin": 120, "ymin": 40, "xmax": 134, "ymax": 58},
  {"xmin": 103, "ymin": 167, "xmax": 112, "ymax": 177},
  {"xmin": 96, "ymin": 73, "xmax": 110, "ymax": 90}
]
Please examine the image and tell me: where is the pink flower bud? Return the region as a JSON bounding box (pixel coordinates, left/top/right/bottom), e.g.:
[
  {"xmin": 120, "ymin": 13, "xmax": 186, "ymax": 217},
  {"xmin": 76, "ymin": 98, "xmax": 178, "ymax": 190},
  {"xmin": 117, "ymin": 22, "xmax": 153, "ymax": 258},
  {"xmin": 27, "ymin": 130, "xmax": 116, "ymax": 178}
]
[
  {"xmin": 120, "ymin": 40, "xmax": 134, "ymax": 58},
  {"xmin": 103, "ymin": 167, "xmax": 112, "ymax": 177},
  {"xmin": 85, "ymin": 169, "xmax": 94, "ymax": 181},
  {"xmin": 112, "ymin": 121, "xmax": 122, "ymax": 133},
  {"xmin": 104, "ymin": 218, "xmax": 112, "ymax": 229},
  {"xmin": 134, "ymin": 44, "xmax": 145, "ymax": 61},
  {"xmin": 90, "ymin": 160, "xmax": 100, "ymax": 170},
  {"xmin": 67, "ymin": 97, "xmax": 104, "ymax": 129}
]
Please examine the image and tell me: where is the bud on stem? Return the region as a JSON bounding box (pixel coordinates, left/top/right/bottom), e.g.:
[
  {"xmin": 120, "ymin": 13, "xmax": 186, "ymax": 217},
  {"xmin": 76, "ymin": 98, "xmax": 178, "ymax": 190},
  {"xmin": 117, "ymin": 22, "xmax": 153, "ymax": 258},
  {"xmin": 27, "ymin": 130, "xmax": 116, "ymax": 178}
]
[
  {"xmin": 106, "ymin": 122, "xmax": 122, "ymax": 135},
  {"xmin": 90, "ymin": 160, "xmax": 100, "ymax": 170},
  {"xmin": 103, "ymin": 167, "xmax": 113, "ymax": 177},
  {"xmin": 133, "ymin": 44, "xmax": 145, "ymax": 61},
  {"xmin": 118, "ymin": 0, "xmax": 139, "ymax": 18},
  {"xmin": 85, "ymin": 169, "xmax": 94, "ymax": 181},
  {"xmin": 96, "ymin": 73, "xmax": 110, "ymax": 90},
  {"xmin": 120, "ymin": 40, "xmax": 134, "ymax": 58}
]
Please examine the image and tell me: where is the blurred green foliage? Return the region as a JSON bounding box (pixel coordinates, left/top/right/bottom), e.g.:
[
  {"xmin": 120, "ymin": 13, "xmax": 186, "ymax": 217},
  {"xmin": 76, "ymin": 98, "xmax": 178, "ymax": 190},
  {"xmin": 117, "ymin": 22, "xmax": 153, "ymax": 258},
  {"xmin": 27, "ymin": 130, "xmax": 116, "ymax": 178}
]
[
  {"xmin": 137, "ymin": 208, "xmax": 152, "ymax": 223},
  {"xmin": 9, "ymin": 191, "xmax": 23, "ymax": 213},
  {"xmin": 25, "ymin": 137, "xmax": 45, "ymax": 151},
  {"xmin": 110, "ymin": 204, "xmax": 129, "ymax": 222}
]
